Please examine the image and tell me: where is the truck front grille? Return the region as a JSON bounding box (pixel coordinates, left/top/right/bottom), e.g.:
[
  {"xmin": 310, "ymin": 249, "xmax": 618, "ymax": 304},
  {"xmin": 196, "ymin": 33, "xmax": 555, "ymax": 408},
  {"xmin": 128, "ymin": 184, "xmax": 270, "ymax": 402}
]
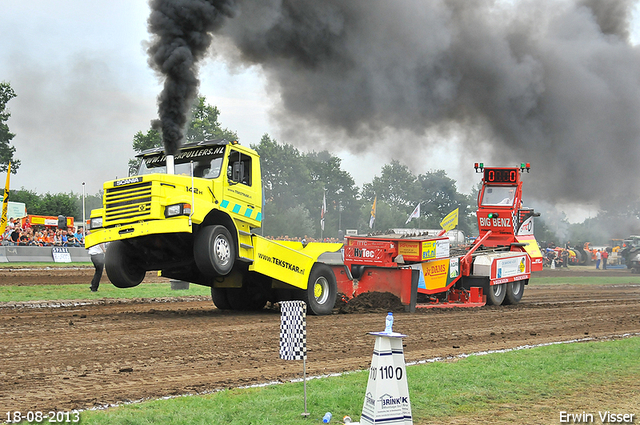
[{"xmin": 104, "ymin": 182, "xmax": 153, "ymax": 224}]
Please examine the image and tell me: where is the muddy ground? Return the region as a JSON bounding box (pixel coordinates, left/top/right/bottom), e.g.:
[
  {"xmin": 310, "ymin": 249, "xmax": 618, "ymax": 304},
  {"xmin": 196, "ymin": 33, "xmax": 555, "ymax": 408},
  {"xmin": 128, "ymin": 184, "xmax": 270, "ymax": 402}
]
[{"xmin": 1, "ymin": 265, "xmax": 639, "ymax": 423}]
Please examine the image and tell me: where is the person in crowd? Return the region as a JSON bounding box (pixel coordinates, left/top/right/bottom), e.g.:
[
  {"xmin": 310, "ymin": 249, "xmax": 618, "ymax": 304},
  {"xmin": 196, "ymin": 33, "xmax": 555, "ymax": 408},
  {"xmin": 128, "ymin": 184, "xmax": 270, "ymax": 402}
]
[
  {"xmin": 44, "ymin": 229, "xmax": 55, "ymax": 246},
  {"xmin": 601, "ymin": 249, "xmax": 609, "ymax": 270},
  {"xmin": 33, "ymin": 231, "xmax": 46, "ymax": 246},
  {"xmin": 561, "ymin": 249, "xmax": 569, "ymax": 268},
  {"xmin": 52, "ymin": 230, "xmax": 63, "ymax": 246},
  {"xmin": 87, "ymin": 232, "xmax": 106, "ymax": 292},
  {"xmin": 595, "ymin": 249, "xmax": 602, "ymax": 270},
  {"xmin": 66, "ymin": 229, "xmax": 78, "ymax": 247},
  {"xmin": 18, "ymin": 230, "xmax": 30, "ymax": 246},
  {"xmin": 75, "ymin": 227, "xmax": 85, "ymax": 246},
  {"xmin": 10, "ymin": 227, "xmax": 20, "ymax": 245}
]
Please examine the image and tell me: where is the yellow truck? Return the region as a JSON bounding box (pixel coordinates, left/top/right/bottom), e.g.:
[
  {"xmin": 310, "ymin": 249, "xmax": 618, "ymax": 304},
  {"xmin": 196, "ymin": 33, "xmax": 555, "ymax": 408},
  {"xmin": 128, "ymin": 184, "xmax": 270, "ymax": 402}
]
[{"xmin": 86, "ymin": 139, "xmax": 342, "ymax": 315}]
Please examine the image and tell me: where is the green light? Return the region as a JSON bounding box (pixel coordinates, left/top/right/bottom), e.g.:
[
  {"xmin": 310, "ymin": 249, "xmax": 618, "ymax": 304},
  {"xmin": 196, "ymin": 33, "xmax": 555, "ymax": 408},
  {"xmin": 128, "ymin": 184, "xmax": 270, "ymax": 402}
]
[
  {"xmin": 480, "ymin": 163, "xmax": 484, "ymax": 168},
  {"xmin": 488, "ymin": 212, "xmax": 499, "ymax": 219}
]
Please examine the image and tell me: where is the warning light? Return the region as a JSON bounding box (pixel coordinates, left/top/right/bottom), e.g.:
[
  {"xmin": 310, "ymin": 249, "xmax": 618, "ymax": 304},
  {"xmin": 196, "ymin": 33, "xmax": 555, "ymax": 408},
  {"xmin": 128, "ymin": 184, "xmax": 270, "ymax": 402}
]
[
  {"xmin": 474, "ymin": 162, "xmax": 484, "ymax": 173},
  {"xmin": 487, "ymin": 213, "xmax": 499, "ymax": 219},
  {"xmin": 520, "ymin": 162, "xmax": 531, "ymax": 173}
]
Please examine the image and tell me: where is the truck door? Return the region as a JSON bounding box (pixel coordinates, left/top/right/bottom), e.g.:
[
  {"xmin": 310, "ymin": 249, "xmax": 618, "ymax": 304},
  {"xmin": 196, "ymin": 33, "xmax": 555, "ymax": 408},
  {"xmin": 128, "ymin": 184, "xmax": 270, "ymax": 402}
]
[{"xmin": 222, "ymin": 149, "xmax": 262, "ymax": 226}]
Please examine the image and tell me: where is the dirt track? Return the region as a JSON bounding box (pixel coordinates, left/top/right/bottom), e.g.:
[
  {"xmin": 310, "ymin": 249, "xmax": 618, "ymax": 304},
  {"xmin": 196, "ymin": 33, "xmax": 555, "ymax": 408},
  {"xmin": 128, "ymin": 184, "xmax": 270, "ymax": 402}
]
[{"xmin": 1, "ymin": 266, "xmax": 640, "ymax": 416}]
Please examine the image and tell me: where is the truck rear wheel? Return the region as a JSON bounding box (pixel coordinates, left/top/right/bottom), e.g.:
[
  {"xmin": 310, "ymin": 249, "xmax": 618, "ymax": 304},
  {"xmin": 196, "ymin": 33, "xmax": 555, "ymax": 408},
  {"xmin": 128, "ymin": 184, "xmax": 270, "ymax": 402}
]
[
  {"xmin": 194, "ymin": 225, "xmax": 235, "ymax": 276},
  {"xmin": 305, "ymin": 264, "xmax": 337, "ymax": 315},
  {"xmin": 105, "ymin": 241, "xmax": 145, "ymax": 288},
  {"xmin": 503, "ymin": 280, "xmax": 526, "ymax": 305},
  {"xmin": 485, "ymin": 283, "xmax": 506, "ymax": 306}
]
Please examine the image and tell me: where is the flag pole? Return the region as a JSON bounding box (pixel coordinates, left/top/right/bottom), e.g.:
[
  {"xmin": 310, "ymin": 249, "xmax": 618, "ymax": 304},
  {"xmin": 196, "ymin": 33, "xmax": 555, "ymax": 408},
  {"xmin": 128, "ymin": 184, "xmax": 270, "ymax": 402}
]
[{"xmin": 0, "ymin": 162, "xmax": 12, "ymax": 237}]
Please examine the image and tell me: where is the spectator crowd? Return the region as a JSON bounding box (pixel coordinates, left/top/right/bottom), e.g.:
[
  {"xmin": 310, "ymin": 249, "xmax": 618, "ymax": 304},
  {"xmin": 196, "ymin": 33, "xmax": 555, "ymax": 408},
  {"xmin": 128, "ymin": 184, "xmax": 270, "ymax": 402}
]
[{"xmin": 0, "ymin": 217, "xmax": 85, "ymax": 247}]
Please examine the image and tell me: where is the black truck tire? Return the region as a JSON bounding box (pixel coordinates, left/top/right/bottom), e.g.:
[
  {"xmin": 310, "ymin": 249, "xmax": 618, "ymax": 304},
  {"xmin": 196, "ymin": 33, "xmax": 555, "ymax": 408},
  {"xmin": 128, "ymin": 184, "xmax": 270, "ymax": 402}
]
[
  {"xmin": 485, "ymin": 283, "xmax": 506, "ymax": 306},
  {"xmin": 105, "ymin": 241, "xmax": 145, "ymax": 288},
  {"xmin": 503, "ymin": 280, "xmax": 526, "ymax": 305},
  {"xmin": 305, "ymin": 264, "xmax": 337, "ymax": 315},
  {"xmin": 194, "ymin": 225, "xmax": 235, "ymax": 276},
  {"xmin": 225, "ymin": 286, "xmax": 268, "ymax": 311},
  {"xmin": 211, "ymin": 287, "xmax": 232, "ymax": 310}
]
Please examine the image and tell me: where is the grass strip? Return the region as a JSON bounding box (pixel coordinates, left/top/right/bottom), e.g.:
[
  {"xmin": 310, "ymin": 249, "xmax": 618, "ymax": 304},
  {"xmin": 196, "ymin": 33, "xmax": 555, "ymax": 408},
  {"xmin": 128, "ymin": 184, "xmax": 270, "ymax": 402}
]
[
  {"xmin": 0, "ymin": 282, "xmax": 212, "ymax": 303},
  {"xmin": 78, "ymin": 337, "xmax": 640, "ymax": 425},
  {"xmin": 0, "ymin": 262, "xmax": 92, "ymax": 268},
  {"xmin": 530, "ymin": 276, "xmax": 640, "ymax": 285},
  {"xmin": 1, "ymin": 275, "xmax": 638, "ymax": 303}
]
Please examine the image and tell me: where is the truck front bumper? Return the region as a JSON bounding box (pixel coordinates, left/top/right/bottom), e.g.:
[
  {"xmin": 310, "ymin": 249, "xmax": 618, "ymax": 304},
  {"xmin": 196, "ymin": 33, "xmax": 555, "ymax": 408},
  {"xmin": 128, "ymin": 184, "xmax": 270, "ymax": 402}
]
[{"xmin": 86, "ymin": 218, "xmax": 192, "ymax": 247}]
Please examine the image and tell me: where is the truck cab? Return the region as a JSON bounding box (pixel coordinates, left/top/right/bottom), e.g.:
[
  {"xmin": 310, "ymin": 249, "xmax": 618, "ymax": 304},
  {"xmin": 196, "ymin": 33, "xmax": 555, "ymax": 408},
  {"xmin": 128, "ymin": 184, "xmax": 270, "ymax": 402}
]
[
  {"xmin": 475, "ymin": 163, "xmax": 543, "ymax": 271},
  {"xmin": 86, "ymin": 139, "xmax": 343, "ymax": 315},
  {"xmin": 86, "ymin": 139, "xmax": 262, "ymax": 288}
]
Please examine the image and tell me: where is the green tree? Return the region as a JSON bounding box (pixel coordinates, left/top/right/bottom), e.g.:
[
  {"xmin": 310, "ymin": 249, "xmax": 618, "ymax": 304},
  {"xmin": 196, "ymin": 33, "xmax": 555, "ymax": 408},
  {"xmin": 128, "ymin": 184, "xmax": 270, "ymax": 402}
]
[
  {"xmin": 252, "ymin": 134, "xmax": 312, "ymax": 236},
  {"xmin": 0, "ymin": 81, "xmax": 20, "ymax": 173},
  {"xmin": 361, "ymin": 160, "xmax": 419, "ymax": 209},
  {"xmin": 185, "ymin": 96, "xmax": 237, "ymax": 142},
  {"xmin": 303, "ymin": 151, "xmax": 361, "ymax": 237},
  {"xmin": 10, "ymin": 189, "xmax": 80, "ymax": 218},
  {"xmin": 263, "ymin": 205, "xmax": 316, "ymax": 239},
  {"xmin": 9, "ymin": 188, "xmax": 42, "ymax": 213},
  {"xmin": 417, "ymin": 171, "xmax": 475, "ymax": 234},
  {"xmin": 129, "ymin": 95, "xmax": 238, "ymax": 171},
  {"xmin": 128, "ymin": 128, "xmax": 161, "ymax": 172}
]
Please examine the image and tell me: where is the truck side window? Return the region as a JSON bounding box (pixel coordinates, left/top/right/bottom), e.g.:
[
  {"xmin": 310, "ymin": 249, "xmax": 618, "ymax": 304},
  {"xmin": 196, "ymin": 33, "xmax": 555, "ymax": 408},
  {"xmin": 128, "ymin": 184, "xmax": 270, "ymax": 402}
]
[{"xmin": 228, "ymin": 151, "xmax": 252, "ymax": 186}]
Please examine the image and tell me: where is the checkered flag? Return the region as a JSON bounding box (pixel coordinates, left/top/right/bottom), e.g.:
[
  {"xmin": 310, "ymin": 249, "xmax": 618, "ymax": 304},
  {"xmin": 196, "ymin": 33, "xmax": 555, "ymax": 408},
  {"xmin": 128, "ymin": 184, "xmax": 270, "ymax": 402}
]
[{"xmin": 280, "ymin": 301, "xmax": 307, "ymax": 361}]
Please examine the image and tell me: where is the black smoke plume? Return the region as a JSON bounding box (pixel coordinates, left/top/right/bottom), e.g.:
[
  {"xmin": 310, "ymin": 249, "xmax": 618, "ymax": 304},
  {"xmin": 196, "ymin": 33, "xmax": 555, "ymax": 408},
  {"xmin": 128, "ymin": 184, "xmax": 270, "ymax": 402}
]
[
  {"xmin": 204, "ymin": 0, "xmax": 640, "ymax": 205},
  {"xmin": 147, "ymin": 0, "xmax": 236, "ymax": 155}
]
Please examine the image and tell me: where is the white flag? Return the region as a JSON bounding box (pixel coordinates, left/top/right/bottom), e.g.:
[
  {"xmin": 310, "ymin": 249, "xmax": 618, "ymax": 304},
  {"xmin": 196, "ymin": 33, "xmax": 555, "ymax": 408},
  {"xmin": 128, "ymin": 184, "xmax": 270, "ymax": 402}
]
[
  {"xmin": 320, "ymin": 192, "xmax": 326, "ymax": 231},
  {"xmin": 369, "ymin": 196, "xmax": 377, "ymax": 229},
  {"xmin": 405, "ymin": 203, "xmax": 420, "ymax": 224}
]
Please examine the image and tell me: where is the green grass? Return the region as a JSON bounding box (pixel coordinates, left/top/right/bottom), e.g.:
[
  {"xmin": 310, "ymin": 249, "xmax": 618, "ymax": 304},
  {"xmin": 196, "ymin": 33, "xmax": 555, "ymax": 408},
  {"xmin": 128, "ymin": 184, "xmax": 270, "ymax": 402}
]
[
  {"xmin": 0, "ymin": 262, "xmax": 92, "ymax": 268},
  {"xmin": 77, "ymin": 337, "xmax": 640, "ymax": 424},
  {"xmin": 530, "ymin": 275, "xmax": 640, "ymax": 285},
  {"xmin": 0, "ymin": 282, "xmax": 212, "ymax": 303},
  {"xmin": 1, "ymin": 272, "xmax": 637, "ymax": 305}
]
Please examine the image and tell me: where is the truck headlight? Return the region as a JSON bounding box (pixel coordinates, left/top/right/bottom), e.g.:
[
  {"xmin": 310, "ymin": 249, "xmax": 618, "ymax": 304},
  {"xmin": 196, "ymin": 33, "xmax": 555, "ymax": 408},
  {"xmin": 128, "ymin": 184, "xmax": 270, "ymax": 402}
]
[
  {"xmin": 90, "ymin": 217, "xmax": 103, "ymax": 229},
  {"xmin": 165, "ymin": 203, "xmax": 191, "ymax": 217}
]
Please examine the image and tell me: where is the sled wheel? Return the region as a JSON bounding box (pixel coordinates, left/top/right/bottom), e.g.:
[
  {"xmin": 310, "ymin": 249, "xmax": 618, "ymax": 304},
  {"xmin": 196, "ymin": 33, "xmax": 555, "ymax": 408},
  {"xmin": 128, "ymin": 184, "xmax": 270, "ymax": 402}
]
[
  {"xmin": 105, "ymin": 241, "xmax": 145, "ymax": 288},
  {"xmin": 305, "ymin": 264, "xmax": 337, "ymax": 315},
  {"xmin": 194, "ymin": 225, "xmax": 235, "ymax": 276},
  {"xmin": 485, "ymin": 283, "xmax": 506, "ymax": 306},
  {"xmin": 503, "ymin": 280, "xmax": 526, "ymax": 305}
]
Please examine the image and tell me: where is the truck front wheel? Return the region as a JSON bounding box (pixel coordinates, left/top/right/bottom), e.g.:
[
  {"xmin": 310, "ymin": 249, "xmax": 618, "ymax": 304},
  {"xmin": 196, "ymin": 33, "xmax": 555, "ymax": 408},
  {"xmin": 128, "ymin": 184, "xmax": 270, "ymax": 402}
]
[
  {"xmin": 194, "ymin": 225, "xmax": 235, "ymax": 276},
  {"xmin": 305, "ymin": 264, "xmax": 337, "ymax": 315},
  {"xmin": 485, "ymin": 283, "xmax": 506, "ymax": 306},
  {"xmin": 105, "ymin": 241, "xmax": 145, "ymax": 288}
]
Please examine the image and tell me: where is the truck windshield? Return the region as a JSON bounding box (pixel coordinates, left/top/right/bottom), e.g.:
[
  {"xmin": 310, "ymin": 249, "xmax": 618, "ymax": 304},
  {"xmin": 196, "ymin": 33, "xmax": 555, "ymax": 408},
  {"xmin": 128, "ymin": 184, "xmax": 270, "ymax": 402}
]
[
  {"xmin": 138, "ymin": 156, "xmax": 224, "ymax": 179},
  {"xmin": 481, "ymin": 186, "xmax": 516, "ymax": 206}
]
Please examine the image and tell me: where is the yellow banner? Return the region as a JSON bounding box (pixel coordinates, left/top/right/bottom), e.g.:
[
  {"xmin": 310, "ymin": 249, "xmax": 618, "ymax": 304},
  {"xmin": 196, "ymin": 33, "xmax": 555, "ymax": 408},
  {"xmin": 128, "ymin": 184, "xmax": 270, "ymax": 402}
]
[
  {"xmin": 0, "ymin": 162, "xmax": 11, "ymax": 235},
  {"xmin": 440, "ymin": 207, "xmax": 459, "ymax": 231}
]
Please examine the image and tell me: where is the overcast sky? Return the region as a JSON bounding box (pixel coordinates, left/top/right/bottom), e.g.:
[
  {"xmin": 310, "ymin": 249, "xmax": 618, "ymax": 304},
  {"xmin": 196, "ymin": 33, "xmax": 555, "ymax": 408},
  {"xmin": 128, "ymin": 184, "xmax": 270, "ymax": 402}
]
[
  {"xmin": 1, "ymin": 1, "xmax": 272, "ymax": 196},
  {"xmin": 2, "ymin": 1, "xmax": 640, "ymax": 223}
]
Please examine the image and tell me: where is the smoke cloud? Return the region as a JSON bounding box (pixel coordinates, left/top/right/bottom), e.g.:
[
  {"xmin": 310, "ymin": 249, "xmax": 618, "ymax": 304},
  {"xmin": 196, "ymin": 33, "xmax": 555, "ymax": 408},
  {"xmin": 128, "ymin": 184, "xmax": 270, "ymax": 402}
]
[
  {"xmin": 145, "ymin": 0, "xmax": 640, "ymax": 206},
  {"xmin": 147, "ymin": 0, "xmax": 237, "ymax": 155},
  {"xmin": 201, "ymin": 0, "xmax": 640, "ymax": 205}
]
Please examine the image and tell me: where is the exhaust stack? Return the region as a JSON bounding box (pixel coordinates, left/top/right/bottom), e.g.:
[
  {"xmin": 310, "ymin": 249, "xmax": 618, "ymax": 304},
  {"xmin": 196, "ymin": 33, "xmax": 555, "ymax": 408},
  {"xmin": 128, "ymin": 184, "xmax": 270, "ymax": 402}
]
[{"xmin": 166, "ymin": 155, "xmax": 175, "ymax": 175}]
